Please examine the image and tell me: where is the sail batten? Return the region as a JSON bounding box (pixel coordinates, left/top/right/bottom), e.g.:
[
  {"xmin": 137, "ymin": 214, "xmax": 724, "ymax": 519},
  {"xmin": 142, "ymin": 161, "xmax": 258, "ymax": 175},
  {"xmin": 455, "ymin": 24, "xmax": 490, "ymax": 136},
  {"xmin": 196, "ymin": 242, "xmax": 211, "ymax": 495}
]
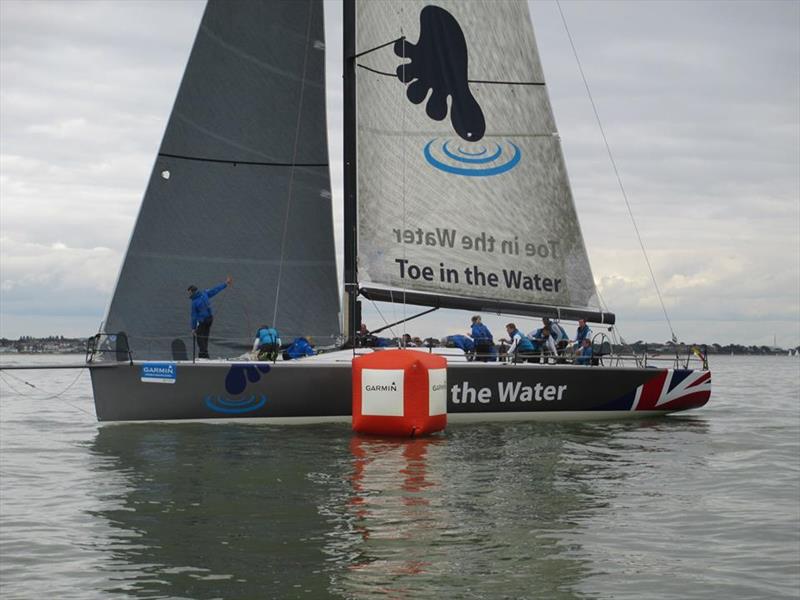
[
  {"xmin": 158, "ymin": 152, "xmax": 328, "ymax": 168},
  {"xmin": 354, "ymin": 0, "xmax": 602, "ymax": 316}
]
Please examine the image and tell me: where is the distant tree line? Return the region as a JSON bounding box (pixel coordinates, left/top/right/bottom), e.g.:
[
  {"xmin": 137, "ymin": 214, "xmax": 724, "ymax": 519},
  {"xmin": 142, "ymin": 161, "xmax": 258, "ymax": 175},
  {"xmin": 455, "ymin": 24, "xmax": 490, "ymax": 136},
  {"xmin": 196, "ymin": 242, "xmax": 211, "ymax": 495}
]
[
  {"xmin": 624, "ymin": 341, "xmax": 800, "ymax": 356},
  {"xmin": 0, "ymin": 336, "xmax": 88, "ymax": 354}
]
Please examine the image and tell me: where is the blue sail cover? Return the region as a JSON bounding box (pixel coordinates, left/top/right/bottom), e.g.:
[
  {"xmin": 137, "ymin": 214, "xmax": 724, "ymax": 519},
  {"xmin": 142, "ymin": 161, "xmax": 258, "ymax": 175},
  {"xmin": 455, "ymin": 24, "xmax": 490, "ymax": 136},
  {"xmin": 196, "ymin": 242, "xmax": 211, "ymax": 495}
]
[{"xmin": 103, "ymin": 0, "xmax": 340, "ymax": 359}]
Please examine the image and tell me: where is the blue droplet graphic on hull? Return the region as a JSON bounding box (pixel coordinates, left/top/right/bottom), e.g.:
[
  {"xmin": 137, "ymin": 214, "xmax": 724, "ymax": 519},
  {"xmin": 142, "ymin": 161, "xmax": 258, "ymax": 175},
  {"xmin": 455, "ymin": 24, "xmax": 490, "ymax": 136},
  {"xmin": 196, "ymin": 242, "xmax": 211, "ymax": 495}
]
[{"xmin": 224, "ymin": 363, "xmax": 270, "ymax": 395}]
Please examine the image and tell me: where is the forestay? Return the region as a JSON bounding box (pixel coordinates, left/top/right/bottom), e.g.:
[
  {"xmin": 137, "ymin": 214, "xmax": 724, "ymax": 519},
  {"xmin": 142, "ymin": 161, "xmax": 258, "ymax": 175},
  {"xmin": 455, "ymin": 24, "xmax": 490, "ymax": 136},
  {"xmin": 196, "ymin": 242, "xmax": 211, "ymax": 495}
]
[
  {"xmin": 104, "ymin": 0, "xmax": 340, "ymax": 360},
  {"xmin": 355, "ymin": 0, "xmax": 603, "ymax": 319}
]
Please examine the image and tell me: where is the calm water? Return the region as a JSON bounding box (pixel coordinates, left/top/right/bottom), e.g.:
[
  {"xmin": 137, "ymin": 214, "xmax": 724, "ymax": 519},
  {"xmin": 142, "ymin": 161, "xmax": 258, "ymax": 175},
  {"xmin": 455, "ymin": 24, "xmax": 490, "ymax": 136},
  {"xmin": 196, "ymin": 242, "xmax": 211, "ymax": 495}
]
[{"xmin": 0, "ymin": 355, "xmax": 798, "ymax": 599}]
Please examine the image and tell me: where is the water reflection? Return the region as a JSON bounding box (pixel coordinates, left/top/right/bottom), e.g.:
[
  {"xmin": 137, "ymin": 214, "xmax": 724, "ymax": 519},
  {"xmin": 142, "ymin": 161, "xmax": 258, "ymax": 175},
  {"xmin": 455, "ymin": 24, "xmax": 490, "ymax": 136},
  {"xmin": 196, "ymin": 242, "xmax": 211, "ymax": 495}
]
[
  {"xmin": 88, "ymin": 424, "xmax": 347, "ymax": 599},
  {"xmin": 321, "ymin": 429, "xmax": 594, "ymax": 599},
  {"xmin": 86, "ymin": 416, "xmax": 711, "ymax": 599}
]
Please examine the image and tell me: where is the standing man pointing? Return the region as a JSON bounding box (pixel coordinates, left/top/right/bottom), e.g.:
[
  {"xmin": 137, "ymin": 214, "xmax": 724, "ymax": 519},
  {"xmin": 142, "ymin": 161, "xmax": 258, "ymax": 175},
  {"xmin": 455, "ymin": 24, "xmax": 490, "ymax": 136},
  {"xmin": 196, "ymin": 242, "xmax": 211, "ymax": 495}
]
[{"xmin": 188, "ymin": 275, "xmax": 232, "ymax": 359}]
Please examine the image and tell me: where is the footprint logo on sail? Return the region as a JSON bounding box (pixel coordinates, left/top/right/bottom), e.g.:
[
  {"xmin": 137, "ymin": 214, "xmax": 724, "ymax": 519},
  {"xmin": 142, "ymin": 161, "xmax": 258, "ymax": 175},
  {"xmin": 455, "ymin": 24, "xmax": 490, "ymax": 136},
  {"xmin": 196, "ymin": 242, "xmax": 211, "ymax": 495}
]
[
  {"xmin": 396, "ymin": 6, "xmax": 521, "ymax": 177},
  {"xmin": 395, "ymin": 5, "xmax": 485, "ymax": 142},
  {"xmin": 204, "ymin": 363, "xmax": 271, "ymax": 415}
]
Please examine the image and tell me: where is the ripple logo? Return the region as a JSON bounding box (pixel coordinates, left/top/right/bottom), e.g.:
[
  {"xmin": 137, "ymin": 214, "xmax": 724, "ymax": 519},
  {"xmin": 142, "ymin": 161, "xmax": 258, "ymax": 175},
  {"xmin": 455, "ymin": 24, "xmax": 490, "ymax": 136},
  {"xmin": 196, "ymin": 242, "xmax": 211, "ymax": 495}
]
[
  {"xmin": 424, "ymin": 139, "xmax": 521, "ymax": 177},
  {"xmin": 203, "ymin": 363, "xmax": 271, "ymax": 415},
  {"xmin": 204, "ymin": 394, "xmax": 267, "ymax": 414}
]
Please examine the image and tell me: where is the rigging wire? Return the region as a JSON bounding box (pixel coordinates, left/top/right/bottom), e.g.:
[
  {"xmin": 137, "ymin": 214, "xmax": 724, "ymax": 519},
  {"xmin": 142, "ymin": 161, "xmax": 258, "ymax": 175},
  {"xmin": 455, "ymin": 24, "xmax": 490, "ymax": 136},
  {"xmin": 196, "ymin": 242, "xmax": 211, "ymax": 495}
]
[
  {"xmin": 366, "ymin": 294, "xmax": 399, "ymax": 340},
  {"xmin": 555, "ymin": 0, "xmax": 678, "ymax": 343}
]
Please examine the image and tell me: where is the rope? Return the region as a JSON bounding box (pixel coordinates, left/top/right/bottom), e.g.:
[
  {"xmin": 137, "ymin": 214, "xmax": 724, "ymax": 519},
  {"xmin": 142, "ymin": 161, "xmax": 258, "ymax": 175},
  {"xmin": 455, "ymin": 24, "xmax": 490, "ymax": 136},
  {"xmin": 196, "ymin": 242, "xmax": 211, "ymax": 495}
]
[
  {"xmin": 365, "ymin": 294, "xmax": 399, "ymax": 340},
  {"xmin": 555, "ymin": 0, "xmax": 678, "ymax": 343},
  {"xmin": 272, "ymin": 0, "xmax": 315, "ymax": 328},
  {"xmin": 0, "ymin": 370, "xmax": 95, "ymax": 418},
  {"xmin": 355, "ymin": 64, "xmax": 545, "ymax": 87}
]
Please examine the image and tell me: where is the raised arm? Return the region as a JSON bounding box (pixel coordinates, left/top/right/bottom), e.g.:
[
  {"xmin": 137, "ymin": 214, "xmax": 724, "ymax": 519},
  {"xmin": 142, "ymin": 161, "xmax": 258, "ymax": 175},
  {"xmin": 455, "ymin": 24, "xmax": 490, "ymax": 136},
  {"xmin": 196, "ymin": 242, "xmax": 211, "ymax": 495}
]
[{"xmin": 206, "ymin": 282, "xmax": 228, "ymax": 299}]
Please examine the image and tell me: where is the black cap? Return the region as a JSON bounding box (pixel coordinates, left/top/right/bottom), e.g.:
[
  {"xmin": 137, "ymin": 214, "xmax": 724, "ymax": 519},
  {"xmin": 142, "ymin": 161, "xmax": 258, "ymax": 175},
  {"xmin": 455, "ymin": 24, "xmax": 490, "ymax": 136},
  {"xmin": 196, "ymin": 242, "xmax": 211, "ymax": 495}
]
[{"xmin": 187, "ymin": 285, "xmax": 198, "ymax": 293}]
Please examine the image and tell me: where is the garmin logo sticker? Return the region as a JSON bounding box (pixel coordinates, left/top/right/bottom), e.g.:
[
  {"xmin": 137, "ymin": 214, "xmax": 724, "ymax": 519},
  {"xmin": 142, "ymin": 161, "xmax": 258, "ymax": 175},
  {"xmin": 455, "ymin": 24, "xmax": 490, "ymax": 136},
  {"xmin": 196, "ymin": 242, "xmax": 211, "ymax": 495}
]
[
  {"xmin": 365, "ymin": 383, "xmax": 398, "ymax": 392},
  {"xmin": 429, "ymin": 368, "xmax": 447, "ymax": 416},
  {"xmin": 140, "ymin": 362, "xmax": 176, "ymax": 384},
  {"xmin": 424, "ymin": 139, "xmax": 521, "ymax": 177},
  {"xmin": 362, "ymin": 369, "xmax": 405, "ymax": 416}
]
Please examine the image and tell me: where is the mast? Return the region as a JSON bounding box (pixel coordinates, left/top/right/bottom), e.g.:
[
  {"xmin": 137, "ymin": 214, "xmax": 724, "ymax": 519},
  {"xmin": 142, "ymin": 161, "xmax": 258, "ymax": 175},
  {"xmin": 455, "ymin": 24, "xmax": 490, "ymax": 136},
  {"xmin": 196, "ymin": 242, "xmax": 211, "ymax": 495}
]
[{"xmin": 343, "ymin": 0, "xmax": 360, "ymax": 340}]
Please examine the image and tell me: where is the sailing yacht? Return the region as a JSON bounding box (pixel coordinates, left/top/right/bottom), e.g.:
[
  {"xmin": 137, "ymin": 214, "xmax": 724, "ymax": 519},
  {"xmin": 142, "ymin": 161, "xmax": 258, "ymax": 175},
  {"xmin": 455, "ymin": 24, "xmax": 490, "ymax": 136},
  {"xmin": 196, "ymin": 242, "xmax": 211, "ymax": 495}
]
[{"xmin": 88, "ymin": 0, "xmax": 711, "ymax": 422}]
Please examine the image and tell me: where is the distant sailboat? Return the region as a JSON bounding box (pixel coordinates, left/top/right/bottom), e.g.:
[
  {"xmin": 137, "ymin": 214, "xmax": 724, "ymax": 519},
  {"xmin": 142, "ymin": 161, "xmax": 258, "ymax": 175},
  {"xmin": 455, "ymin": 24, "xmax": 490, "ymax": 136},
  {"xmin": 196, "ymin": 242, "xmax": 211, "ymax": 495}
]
[{"xmin": 88, "ymin": 0, "xmax": 711, "ymax": 422}]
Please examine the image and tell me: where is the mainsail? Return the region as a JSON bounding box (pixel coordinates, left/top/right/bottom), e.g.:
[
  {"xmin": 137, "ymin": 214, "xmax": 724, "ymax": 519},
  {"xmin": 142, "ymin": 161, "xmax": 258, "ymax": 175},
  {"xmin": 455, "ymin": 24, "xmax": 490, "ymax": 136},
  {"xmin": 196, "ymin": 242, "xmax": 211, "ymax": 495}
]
[
  {"xmin": 104, "ymin": 0, "xmax": 340, "ymax": 359},
  {"xmin": 352, "ymin": 0, "xmax": 612, "ymax": 323}
]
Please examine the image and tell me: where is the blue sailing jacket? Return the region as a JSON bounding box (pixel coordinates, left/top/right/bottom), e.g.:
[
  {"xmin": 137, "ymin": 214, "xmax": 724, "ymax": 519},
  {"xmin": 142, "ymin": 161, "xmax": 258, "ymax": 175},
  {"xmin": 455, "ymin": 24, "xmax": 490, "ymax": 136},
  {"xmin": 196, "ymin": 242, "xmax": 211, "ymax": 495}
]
[
  {"xmin": 190, "ymin": 282, "xmax": 227, "ymax": 329},
  {"xmin": 550, "ymin": 322, "xmax": 568, "ymax": 343},
  {"xmin": 284, "ymin": 337, "xmax": 315, "ymax": 359},
  {"xmin": 257, "ymin": 327, "xmax": 280, "ymax": 347},
  {"xmin": 448, "ymin": 334, "xmax": 475, "ymax": 353},
  {"xmin": 575, "ymin": 324, "xmax": 592, "ymax": 345},
  {"xmin": 470, "ymin": 323, "xmax": 493, "ymax": 345},
  {"xmin": 576, "ymin": 344, "xmax": 593, "ymax": 365},
  {"xmin": 512, "ymin": 329, "xmax": 534, "ymax": 352}
]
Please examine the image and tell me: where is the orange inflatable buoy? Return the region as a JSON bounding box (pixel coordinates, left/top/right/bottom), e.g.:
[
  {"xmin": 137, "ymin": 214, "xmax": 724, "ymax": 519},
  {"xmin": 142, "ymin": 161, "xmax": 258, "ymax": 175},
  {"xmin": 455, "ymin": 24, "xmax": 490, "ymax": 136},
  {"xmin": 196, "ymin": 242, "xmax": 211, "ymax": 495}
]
[{"xmin": 352, "ymin": 349, "xmax": 447, "ymax": 436}]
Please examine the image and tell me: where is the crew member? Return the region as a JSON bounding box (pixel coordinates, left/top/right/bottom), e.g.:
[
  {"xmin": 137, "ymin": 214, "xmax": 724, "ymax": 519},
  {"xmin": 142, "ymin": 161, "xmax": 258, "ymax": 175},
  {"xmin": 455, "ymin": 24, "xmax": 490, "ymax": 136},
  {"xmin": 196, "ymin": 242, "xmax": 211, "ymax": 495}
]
[
  {"xmin": 575, "ymin": 337, "xmax": 593, "ymax": 365},
  {"xmin": 470, "ymin": 315, "xmax": 495, "ymax": 362},
  {"xmin": 545, "ymin": 318, "xmax": 569, "ymax": 352},
  {"xmin": 528, "ymin": 324, "xmax": 557, "ymax": 354},
  {"xmin": 443, "ymin": 334, "xmax": 475, "ymax": 360},
  {"xmin": 188, "ymin": 275, "xmax": 232, "ymax": 359},
  {"xmin": 503, "ymin": 322, "xmax": 535, "ymax": 363},
  {"xmin": 537, "ymin": 326, "xmax": 558, "ymax": 362},
  {"xmin": 252, "ymin": 324, "xmax": 280, "ymax": 361},
  {"xmin": 573, "ymin": 318, "xmax": 592, "ymax": 351}
]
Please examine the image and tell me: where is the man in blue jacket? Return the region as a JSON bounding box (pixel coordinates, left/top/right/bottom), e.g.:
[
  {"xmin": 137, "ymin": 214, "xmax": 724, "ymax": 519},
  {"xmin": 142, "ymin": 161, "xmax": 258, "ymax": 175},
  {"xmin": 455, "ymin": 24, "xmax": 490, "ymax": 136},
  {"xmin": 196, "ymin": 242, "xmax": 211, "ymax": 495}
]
[
  {"xmin": 503, "ymin": 322, "xmax": 535, "ymax": 363},
  {"xmin": 470, "ymin": 315, "xmax": 495, "ymax": 362},
  {"xmin": 188, "ymin": 275, "xmax": 232, "ymax": 358},
  {"xmin": 572, "ymin": 318, "xmax": 592, "ymax": 351}
]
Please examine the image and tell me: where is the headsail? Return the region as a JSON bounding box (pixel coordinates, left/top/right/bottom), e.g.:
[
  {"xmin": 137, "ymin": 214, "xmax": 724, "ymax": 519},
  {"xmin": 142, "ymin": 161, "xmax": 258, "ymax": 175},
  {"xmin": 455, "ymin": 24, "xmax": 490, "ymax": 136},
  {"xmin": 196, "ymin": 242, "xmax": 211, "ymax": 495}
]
[
  {"xmin": 104, "ymin": 0, "xmax": 340, "ymax": 360},
  {"xmin": 353, "ymin": 0, "xmax": 612, "ymax": 323}
]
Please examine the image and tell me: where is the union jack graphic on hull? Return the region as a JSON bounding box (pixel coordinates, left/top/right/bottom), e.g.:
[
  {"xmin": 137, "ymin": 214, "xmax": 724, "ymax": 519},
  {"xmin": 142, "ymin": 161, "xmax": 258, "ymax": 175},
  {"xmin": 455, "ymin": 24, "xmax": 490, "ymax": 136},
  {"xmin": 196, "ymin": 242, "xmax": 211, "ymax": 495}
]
[{"xmin": 632, "ymin": 369, "xmax": 712, "ymax": 412}]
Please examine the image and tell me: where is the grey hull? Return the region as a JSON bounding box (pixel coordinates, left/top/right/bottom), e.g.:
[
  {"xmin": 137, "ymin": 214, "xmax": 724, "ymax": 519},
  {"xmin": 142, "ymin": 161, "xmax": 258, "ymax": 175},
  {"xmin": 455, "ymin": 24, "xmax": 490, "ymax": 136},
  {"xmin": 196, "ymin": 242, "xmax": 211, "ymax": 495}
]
[{"xmin": 90, "ymin": 359, "xmax": 711, "ymax": 423}]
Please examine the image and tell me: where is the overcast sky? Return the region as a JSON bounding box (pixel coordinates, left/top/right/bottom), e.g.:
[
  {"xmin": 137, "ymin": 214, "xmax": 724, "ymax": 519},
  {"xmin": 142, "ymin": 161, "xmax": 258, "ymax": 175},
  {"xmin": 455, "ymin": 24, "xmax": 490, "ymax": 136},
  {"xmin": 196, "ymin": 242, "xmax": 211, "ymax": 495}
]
[{"xmin": 1, "ymin": 0, "xmax": 798, "ymax": 347}]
